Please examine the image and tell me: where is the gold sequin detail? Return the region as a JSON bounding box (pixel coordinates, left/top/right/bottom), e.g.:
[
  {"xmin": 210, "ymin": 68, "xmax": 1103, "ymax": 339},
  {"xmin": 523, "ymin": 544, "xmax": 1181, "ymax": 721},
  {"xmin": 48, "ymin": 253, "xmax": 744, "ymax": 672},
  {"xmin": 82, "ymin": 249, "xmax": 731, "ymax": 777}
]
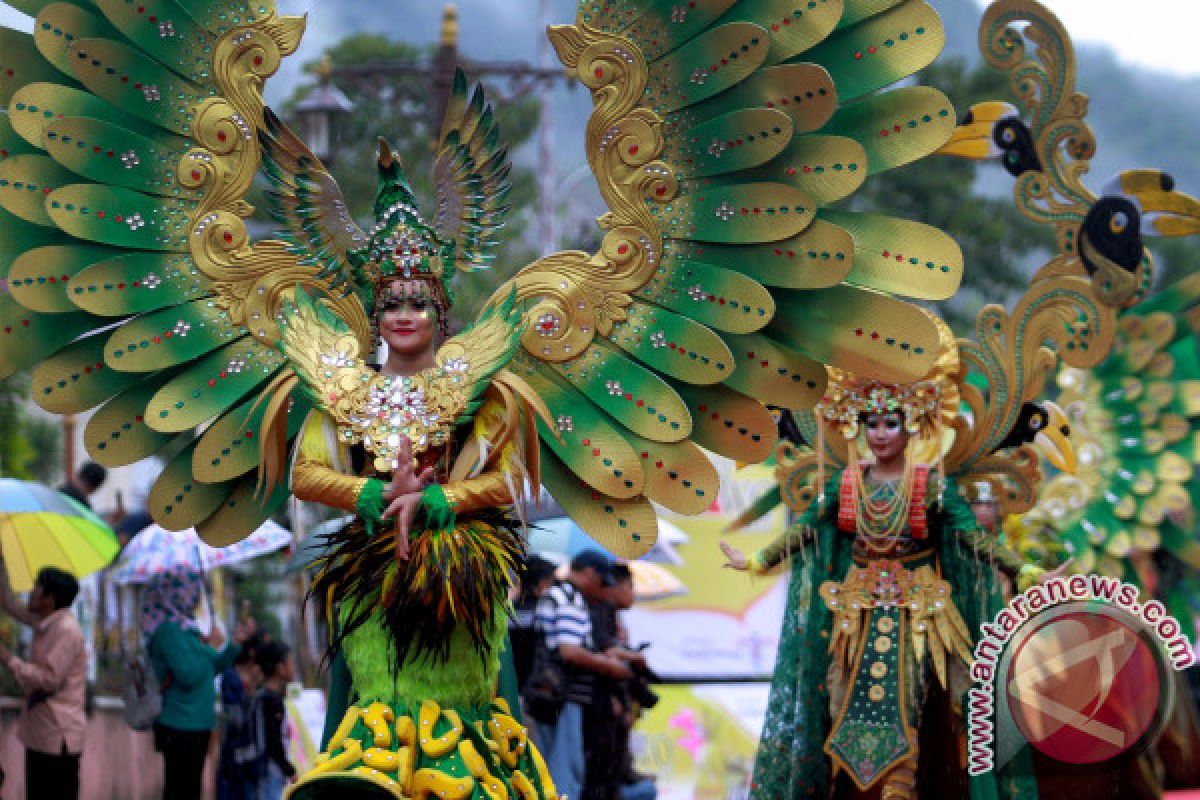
[
  {"xmin": 877, "ymin": 616, "xmax": 896, "ymax": 633},
  {"xmin": 869, "ymin": 684, "xmax": 886, "ymax": 702},
  {"xmin": 870, "ymin": 661, "xmax": 888, "ymax": 679},
  {"xmin": 874, "ymin": 635, "xmax": 892, "ymax": 654}
]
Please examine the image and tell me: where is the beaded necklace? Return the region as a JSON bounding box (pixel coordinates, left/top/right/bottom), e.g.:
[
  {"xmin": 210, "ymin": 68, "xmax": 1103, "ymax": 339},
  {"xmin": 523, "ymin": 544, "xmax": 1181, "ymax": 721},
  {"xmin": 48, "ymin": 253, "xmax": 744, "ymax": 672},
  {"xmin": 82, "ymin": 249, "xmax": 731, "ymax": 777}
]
[{"xmin": 854, "ymin": 461, "xmax": 915, "ymax": 551}]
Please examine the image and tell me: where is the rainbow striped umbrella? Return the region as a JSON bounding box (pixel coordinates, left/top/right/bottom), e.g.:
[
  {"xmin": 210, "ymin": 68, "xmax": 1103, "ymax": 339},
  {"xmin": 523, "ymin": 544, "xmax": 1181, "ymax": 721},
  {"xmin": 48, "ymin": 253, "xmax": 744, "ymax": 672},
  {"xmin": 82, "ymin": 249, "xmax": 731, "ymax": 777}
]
[{"xmin": 0, "ymin": 478, "xmax": 119, "ymax": 592}]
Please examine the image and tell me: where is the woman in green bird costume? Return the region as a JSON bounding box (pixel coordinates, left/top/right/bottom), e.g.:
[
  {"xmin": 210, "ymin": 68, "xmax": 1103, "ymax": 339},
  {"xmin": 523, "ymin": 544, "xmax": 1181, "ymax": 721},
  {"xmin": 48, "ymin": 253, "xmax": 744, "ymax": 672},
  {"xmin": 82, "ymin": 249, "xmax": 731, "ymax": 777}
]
[
  {"xmin": 722, "ymin": 349, "xmax": 1042, "ymax": 800},
  {"xmin": 281, "ymin": 143, "xmax": 557, "ymax": 799}
]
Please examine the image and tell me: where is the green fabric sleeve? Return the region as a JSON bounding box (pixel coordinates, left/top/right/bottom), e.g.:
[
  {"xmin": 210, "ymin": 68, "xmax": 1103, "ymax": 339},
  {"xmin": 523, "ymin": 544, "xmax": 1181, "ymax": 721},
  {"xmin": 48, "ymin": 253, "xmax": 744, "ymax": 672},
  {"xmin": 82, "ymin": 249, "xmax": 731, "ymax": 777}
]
[
  {"xmin": 939, "ymin": 477, "xmax": 1026, "ymax": 575},
  {"xmin": 356, "ymin": 477, "xmax": 385, "ymax": 537},
  {"xmin": 750, "ymin": 470, "xmax": 841, "ymax": 573},
  {"xmin": 749, "ymin": 525, "xmax": 814, "ymax": 575},
  {"xmin": 420, "ymin": 483, "xmax": 457, "ymax": 533}
]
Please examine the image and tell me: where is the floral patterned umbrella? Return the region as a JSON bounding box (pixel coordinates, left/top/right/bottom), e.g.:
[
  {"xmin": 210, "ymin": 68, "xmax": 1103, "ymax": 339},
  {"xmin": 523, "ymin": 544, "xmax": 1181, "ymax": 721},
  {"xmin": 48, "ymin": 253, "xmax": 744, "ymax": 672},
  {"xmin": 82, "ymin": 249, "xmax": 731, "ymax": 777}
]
[{"xmin": 111, "ymin": 519, "xmax": 292, "ymax": 584}]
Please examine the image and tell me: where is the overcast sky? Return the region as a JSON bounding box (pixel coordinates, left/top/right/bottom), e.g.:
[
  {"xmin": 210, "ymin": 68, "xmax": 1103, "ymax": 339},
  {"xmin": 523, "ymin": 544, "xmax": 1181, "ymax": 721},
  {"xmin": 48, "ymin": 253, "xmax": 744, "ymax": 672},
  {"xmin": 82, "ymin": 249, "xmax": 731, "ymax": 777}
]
[{"xmin": 2, "ymin": 1, "xmax": 1199, "ymax": 77}]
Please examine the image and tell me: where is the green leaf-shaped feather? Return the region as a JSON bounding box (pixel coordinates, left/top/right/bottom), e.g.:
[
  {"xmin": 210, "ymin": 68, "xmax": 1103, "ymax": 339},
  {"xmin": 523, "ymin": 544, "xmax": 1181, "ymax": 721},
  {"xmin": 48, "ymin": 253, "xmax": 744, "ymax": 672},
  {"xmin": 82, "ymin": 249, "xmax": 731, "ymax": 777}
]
[
  {"xmin": 0, "ymin": 28, "xmax": 69, "ymax": 106},
  {"xmin": 667, "ymin": 222, "xmax": 853, "ymax": 289},
  {"xmin": 822, "ymin": 209, "xmax": 962, "ymax": 300},
  {"xmin": 552, "ymin": 337, "xmax": 692, "ymax": 443},
  {"xmin": 646, "ymin": 22, "xmax": 771, "ymax": 114},
  {"xmin": 67, "ymin": 37, "xmax": 213, "ymax": 135},
  {"xmin": 608, "ymin": 300, "xmax": 735, "ymax": 384},
  {"xmin": 193, "ymin": 393, "xmax": 312, "ymax": 483},
  {"xmin": 96, "ymin": 0, "xmax": 218, "ymax": 85},
  {"xmin": 32, "ymin": 332, "xmax": 143, "ymax": 414},
  {"xmin": 821, "ymin": 86, "xmax": 954, "ymax": 174},
  {"xmin": 537, "ymin": 444, "xmax": 657, "ymax": 559},
  {"xmin": 0, "ymin": 206, "xmax": 70, "ymax": 278},
  {"xmin": 517, "ymin": 362, "xmax": 644, "ymax": 499},
  {"xmin": 720, "ymin": 330, "xmax": 827, "ymax": 409},
  {"xmin": 8, "ymin": 83, "xmax": 157, "ymax": 147},
  {"xmin": 636, "ymin": 257, "xmax": 774, "ymax": 334},
  {"xmin": 104, "ymin": 298, "xmax": 241, "ymax": 371},
  {"xmin": 769, "ymin": 283, "xmax": 939, "ymax": 382},
  {"xmin": 676, "ymin": 63, "xmax": 838, "ymax": 134},
  {"xmin": 797, "ymin": 0, "xmax": 943, "ymax": 103},
  {"xmin": 69, "ymin": 252, "xmax": 211, "ymax": 315},
  {"xmin": 661, "ymin": 181, "xmax": 813, "ymax": 243},
  {"xmin": 674, "ymin": 382, "xmax": 777, "ymax": 463},
  {"xmin": 623, "ymin": 431, "xmax": 718, "ymax": 516},
  {"xmin": 145, "ymin": 338, "xmax": 282, "ymax": 432},
  {"xmin": 149, "ymin": 441, "xmax": 233, "ymax": 530},
  {"xmin": 665, "ymin": 108, "xmax": 793, "ymax": 179},
  {"xmin": 721, "ymin": 0, "xmax": 844, "ymax": 66},
  {"xmin": 0, "ymin": 295, "xmax": 97, "ymax": 378},
  {"xmin": 196, "ymin": 472, "xmax": 291, "ymax": 548},
  {"xmin": 8, "ymin": 244, "xmax": 111, "ymax": 312},
  {"xmin": 47, "ymin": 184, "xmax": 195, "ymax": 249},
  {"xmin": 83, "ymin": 372, "xmax": 180, "ymax": 465},
  {"xmin": 0, "ymin": 112, "xmax": 38, "ymax": 162},
  {"xmin": 34, "ymin": 3, "xmax": 121, "ymax": 80},
  {"xmin": 0, "ymin": 154, "xmax": 76, "ymax": 225},
  {"xmin": 735, "ymin": 133, "xmax": 866, "ymax": 206},
  {"xmin": 44, "ymin": 117, "xmax": 195, "ymax": 197}
]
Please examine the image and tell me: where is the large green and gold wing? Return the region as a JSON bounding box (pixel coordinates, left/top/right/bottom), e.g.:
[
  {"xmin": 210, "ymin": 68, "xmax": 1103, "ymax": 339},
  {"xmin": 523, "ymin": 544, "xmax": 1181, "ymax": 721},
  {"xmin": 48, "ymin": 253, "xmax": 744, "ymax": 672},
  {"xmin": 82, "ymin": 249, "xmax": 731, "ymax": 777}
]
[
  {"xmin": 0, "ymin": 0, "xmax": 369, "ymax": 543},
  {"xmin": 481, "ymin": 0, "xmax": 973, "ymax": 557},
  {"xmin": 1013, "ymin": 273, "xmax": 1200, "ymax": 619}
]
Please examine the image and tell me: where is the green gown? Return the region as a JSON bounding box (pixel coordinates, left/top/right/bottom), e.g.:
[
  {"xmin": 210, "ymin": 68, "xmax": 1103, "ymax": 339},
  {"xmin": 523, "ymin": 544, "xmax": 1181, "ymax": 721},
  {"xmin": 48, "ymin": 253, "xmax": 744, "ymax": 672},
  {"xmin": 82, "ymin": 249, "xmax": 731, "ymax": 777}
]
[{"xmin": 747, "ymin": 470, "xmax": 1039, "ymax": 799}]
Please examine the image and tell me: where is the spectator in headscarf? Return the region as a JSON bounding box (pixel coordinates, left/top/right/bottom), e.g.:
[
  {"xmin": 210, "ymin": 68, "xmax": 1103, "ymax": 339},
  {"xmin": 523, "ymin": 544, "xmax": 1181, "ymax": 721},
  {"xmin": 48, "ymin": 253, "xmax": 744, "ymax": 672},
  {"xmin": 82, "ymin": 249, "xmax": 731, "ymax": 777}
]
[{"xmin": 143, "ymin": 568, "xmax": 254, "ymax": 800}]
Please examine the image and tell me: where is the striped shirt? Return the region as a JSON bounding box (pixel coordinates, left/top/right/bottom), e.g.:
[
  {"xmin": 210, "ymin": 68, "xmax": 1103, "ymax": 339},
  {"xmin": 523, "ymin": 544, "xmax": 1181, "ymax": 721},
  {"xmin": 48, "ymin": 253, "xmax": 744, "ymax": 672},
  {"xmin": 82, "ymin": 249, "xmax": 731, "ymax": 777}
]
[{"xmin": 534, "ymin": 581, "xmax": 595, "ymax": 704}]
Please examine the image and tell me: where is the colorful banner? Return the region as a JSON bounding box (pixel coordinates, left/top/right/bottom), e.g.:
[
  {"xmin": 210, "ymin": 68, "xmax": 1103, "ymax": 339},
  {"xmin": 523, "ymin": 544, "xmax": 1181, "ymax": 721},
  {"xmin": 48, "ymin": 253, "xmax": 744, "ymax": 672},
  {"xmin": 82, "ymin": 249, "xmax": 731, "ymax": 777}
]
[
  {"xmin": 624, "ymin": 461, "xmax": 790, "ymax": 680},
  {"xmin": 631, "ymin": 683, "xmax": 770, "ymax": 800}
]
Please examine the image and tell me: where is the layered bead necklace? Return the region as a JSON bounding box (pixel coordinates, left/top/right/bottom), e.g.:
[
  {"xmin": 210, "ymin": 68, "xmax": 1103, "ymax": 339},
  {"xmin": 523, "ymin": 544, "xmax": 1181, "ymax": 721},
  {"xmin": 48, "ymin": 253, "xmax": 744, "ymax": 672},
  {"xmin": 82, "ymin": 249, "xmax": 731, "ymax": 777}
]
[{"xmin": 854, "ymin": 460, "xmax": 916, "ymax": 552}]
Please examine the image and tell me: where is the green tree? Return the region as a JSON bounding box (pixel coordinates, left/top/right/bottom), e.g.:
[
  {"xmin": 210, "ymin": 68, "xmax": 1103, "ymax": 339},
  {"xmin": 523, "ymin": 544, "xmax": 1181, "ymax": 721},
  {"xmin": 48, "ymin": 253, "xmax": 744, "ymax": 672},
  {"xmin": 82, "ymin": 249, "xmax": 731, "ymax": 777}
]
[
  {"xmin": 0, "ymin": 374, "xmax": 61, "ymax": 482},
  {"xmin": 842, "ymin": 58, "xmax": 1056, "ymax": 334},
  {"xmin": 274, "ymin": 34, "xmax": 543, "ymax": 328}
]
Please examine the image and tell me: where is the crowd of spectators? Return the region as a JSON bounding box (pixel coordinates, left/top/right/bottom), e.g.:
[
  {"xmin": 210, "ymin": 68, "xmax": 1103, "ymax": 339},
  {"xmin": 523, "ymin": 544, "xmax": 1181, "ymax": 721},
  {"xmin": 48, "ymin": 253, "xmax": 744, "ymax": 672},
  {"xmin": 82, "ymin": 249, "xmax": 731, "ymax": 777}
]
[{"xmin": 517, "ymin": 549, "xmax": 658, "ymax": 800}]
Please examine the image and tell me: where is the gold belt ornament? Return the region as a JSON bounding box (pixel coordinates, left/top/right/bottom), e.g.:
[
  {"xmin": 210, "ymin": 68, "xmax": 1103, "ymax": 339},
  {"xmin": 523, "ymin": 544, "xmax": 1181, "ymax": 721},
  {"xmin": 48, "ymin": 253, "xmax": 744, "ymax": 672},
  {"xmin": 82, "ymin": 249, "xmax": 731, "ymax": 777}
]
[{"xmin": 820, "ymin": 560, "xmax": 974, "ymax": 689}]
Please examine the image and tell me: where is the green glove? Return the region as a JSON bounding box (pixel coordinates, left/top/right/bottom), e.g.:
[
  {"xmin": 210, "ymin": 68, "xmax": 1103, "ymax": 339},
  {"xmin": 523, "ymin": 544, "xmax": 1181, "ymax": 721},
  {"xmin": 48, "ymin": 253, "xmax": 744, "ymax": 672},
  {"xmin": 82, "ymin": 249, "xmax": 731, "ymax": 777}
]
[
  {"xmin": 356, "ymin": 478, "xmax": 385, "ymax": 537},
  {"xmin": 420, "ymin": 483, "xmax": 456, "ymax": 533}
]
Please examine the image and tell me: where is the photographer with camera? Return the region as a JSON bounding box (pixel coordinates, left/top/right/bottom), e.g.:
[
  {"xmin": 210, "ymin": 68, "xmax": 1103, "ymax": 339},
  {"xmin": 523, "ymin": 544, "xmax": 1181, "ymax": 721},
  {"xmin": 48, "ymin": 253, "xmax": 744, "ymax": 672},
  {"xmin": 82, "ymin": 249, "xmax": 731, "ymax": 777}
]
[
  {"xmin": 584, "ymin": 562, "xmax": 658, "ymax": 800},
  {"xmin": 532, "ymin": 550, "xmax": 634, "ymax": 800}
]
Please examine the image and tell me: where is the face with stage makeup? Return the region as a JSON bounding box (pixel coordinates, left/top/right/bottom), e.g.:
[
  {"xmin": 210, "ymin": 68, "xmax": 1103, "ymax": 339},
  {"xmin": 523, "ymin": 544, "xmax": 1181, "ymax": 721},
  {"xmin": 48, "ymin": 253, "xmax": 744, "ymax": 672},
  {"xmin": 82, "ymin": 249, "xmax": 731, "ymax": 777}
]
[
  {"xmin": 863, "ymin": 411, "xmax": 910, "ymax": 464},
  {"xmin": 379, "ymin": 279, "xmax": 439, "ymax": 356}
]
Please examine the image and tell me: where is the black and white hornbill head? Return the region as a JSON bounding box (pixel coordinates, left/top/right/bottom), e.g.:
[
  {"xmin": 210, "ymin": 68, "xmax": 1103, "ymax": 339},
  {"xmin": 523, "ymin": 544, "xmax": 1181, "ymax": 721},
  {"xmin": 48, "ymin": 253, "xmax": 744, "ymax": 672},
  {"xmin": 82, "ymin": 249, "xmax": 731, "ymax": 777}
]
[
  {"xmin": 938, "ymin": 101, "xmax": 1040, "ymax": 176},
  {"xmin": 994, "ymin": 401, "xmax": 1076, "ymax": 474},
  {"xmin": 1080, "ymin": 169, "xmax": 1200, "ymax": 305}
]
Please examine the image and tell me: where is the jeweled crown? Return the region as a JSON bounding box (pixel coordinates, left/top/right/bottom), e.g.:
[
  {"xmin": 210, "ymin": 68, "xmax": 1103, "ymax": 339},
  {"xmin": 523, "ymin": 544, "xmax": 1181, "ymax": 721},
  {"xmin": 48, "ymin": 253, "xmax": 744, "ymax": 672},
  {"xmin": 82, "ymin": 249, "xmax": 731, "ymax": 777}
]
[{"xmin": 350, "ymin": 139, "xmax": 456, "ymax": 310}]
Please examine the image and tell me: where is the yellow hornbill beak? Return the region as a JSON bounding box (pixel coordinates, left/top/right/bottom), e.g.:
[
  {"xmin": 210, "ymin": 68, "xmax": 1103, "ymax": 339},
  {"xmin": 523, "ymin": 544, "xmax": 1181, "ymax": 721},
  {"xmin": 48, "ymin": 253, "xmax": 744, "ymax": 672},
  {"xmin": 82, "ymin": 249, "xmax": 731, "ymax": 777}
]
[
  {"xmin": 1103, "ymin": 170, "xmax": 1200, "ymax": 238},
  {"xmin": 1032, "ymin": 401, "xmax": 1077, "ymax": 475},
  {"xmin": 937, "ymin": 101, "xmax": 1017, "ymax": 159}
]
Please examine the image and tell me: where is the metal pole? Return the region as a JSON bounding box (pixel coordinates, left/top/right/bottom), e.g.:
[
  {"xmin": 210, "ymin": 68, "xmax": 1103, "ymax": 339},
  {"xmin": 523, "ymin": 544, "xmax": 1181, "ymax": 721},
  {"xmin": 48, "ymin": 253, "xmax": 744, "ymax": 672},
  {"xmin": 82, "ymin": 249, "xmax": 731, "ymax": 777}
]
[
  {"xmin": 537, "ymin": 0, "xmax": 557, "ymax": 255},
  {"xmin": 63, "ymin": 414, "xmax": 76, "ymax": 485}
]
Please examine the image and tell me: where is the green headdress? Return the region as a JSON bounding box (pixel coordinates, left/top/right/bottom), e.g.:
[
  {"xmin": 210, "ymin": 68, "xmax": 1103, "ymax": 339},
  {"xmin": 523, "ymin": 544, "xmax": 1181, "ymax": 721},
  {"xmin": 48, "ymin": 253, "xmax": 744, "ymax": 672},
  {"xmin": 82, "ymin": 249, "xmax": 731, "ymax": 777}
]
[{"xmin": 349, "ymin": 139, "xmax": 458, "ymax": 321}]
